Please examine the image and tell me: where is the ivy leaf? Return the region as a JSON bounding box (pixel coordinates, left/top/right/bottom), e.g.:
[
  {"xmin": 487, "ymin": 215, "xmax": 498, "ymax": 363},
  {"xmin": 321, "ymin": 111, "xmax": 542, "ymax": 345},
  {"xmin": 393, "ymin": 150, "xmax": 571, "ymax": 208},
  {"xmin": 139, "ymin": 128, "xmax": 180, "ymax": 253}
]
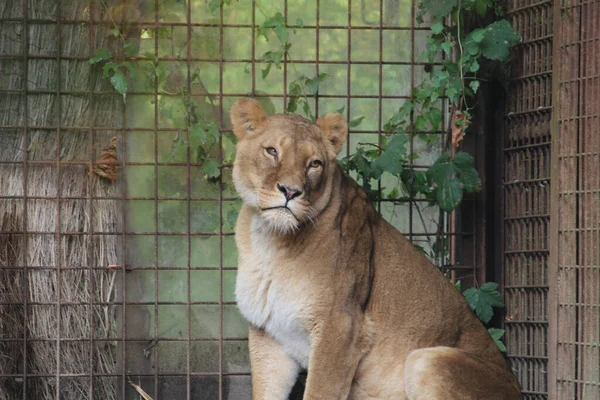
[
  {"xmin": 261, "ymin": 63, "xmax": 272, "ymax": 79},
  {"xmin": 209, "ymin": 0, "xmax": 222, "ymax": 14},
  {"xmin": 426, "ymin": 108, "xmax": 442, "ymax": 131},
  {"xmin": 463, "ymin": 282, "xmax": 504, "ymax": 324},
  {"xmin": 479, "ymin": 19, "xmax": 521, "ymax": 61},
  {"xmin": 453, "ymin": 151, "xmax": 481, "ymax": 192},
  {"xmin": 374, "ymin": 134, "xmax": 409, "ymax": 177},
  {"xmin": 275, "ymin": 22, "xmax": 289, "ymax": 43},
  {"xmin": 437, "ymin": 176, "xmax": 463, "ymax": 212},
  {"xmin": 474, "ymin": 0, "xmax": 493, "ymax": 16},
  {"xmin": 427, "ymin": 152, "xmax": 461, "ymax": 212},
  {"xmin": 102, "ymin": 62, "xmax": 118, "ymax": 78},
  {"xmin": 202, "ymin": 158, "xmax": 221, "ymax": 179},
  {"xmin": 430, "ymin": 22, "xmax": 444, "ymax": 34},
  {"xmin": 469, "ymin": 80, "xmax": 480, "ymax": 93},
  {"xmin": 414, "ymin": 115, "xmax": 428, "ymax": 131},
  {"xmin": 454, "ymin": 280, "xmax": 462, "ymax": 292},
  {"xmin": 488, "ymin": 328, "xmax": 507, "ymax": 352},
  {"xmin": 89, "ymin": 47, "xmax": 112, "ymax": 64},
  {"xmin": 441, "ymin": 41, "xmax": 453, "ymax": 56},
  {"xmin": 301, "ymin": 101, "xmax": 313, "ymax": 120},
  {"xmin": 413, "ymin": 244, "xmax": 428, "ymax": 256},
  {"xmin": 473, "ymin": 28, "xmax": 487, "ymax": 43},
  {"xmin": 110, "ymin": 69, "xmax": 128, "ymax": 102},
  {"xmin": 420, "ymin": 0, "xmax": 457, "ymax": 19},
  {"xmin": 287, "ymin": 97, "xmax": 298, "ymax": 113},
  {"xmin": 348, "ymin": 116, "xmax": 364, "ymax": 128},
  {"xmin": 123, "ymin": 42, "xmax": 136, "ymax": 57}
]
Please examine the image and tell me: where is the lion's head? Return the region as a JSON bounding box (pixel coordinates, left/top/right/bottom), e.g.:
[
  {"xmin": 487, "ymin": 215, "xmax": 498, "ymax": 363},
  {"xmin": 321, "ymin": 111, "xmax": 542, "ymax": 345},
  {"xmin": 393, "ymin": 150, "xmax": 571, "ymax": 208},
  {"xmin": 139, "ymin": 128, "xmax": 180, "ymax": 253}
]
[{"xmin": 230, "ymin": 98, "xmax": 348, "ymax": 235}]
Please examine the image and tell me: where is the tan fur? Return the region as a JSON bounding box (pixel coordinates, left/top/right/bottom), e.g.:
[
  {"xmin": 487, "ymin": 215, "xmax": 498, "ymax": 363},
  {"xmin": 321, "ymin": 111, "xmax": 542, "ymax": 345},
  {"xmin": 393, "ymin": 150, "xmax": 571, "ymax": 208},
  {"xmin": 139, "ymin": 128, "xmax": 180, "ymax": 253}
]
[{"xmin": 230, "ymin": 98, "xmax": 522, "ymax": 400}]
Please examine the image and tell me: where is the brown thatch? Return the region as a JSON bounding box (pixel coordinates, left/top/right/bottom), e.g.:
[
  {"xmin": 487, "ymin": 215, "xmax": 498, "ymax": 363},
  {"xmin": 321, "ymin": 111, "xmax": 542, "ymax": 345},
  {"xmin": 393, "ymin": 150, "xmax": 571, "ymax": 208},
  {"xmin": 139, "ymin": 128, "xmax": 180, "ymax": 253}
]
[{"xmin": 0, "ymin": 0, "xmax": 130, "ymax": 398}]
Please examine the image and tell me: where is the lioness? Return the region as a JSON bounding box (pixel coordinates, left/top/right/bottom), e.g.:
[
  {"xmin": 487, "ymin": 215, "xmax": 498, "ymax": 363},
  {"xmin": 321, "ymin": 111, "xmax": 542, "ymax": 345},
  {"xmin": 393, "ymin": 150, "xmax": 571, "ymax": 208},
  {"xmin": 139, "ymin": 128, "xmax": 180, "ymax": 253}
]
[{"xmin": 230, "ymin": 98, "xmax": 522, "ymax": 400}]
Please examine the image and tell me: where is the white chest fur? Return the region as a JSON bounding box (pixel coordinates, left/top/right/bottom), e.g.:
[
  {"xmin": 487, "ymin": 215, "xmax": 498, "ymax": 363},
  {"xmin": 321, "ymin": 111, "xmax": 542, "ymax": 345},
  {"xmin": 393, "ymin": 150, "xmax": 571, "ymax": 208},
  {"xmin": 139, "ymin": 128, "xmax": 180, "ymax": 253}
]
[{"xmin": 235, "ymin": 216, "xmax": 312, "ymax": 368}]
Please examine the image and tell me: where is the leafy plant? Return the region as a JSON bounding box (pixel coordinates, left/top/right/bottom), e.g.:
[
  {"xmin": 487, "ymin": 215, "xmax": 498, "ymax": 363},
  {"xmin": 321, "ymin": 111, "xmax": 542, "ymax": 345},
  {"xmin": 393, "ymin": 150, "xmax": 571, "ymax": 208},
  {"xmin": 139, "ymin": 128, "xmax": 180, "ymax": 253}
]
[
  {"xmin": 463, "ymin": 282, "xmax": 507, "ymax": 351},
  {"xmin": 89, "ymin": 43, "xmax": 137, "ymax": 102}
]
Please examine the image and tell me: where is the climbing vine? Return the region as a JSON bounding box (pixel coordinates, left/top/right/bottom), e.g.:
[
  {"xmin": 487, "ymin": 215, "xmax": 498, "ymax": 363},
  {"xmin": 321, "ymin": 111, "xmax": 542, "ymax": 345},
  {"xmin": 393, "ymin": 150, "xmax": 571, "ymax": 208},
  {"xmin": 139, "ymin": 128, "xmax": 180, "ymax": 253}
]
[{"xmin": 88, "ymin": 0, "xmax": 520, "ymax": 351}]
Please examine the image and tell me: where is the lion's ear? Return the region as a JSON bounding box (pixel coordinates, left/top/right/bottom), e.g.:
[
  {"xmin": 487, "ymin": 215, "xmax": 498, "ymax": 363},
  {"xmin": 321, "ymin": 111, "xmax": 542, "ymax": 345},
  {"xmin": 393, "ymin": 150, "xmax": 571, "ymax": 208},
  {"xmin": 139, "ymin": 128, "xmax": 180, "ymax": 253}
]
[
  {"xmin": 316, "ymin": 113, "xmax": 348, "ymax": 155},
  {"xmin": 230, "ymin": 98, "xmax": 266, "ymax": 140}
]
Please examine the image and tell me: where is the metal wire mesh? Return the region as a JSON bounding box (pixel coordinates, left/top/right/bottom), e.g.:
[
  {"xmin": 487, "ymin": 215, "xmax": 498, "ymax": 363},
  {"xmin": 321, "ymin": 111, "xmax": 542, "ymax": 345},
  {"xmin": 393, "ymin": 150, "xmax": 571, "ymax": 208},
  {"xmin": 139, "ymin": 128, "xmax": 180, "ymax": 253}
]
[
  {"xmin": 503, "ymin": 0, "xmax": 554, "ymax": 398},
  {"xmin": 0, "ymin": 1, "xmax": 471, "ymax": 399},
  {"xmin": 552, "ymin": 0, "xmax": 600, "ymax": 398}
]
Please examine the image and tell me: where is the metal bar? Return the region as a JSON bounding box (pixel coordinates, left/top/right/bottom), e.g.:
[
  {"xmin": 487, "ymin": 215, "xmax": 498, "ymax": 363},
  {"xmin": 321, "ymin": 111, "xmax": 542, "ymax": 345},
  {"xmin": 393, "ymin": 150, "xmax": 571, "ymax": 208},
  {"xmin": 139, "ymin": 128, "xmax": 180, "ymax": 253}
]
[
  {"xmin": 87, "ymin": 2, "xmax": 96, "ymax": 397},
  {"xmin": 153, "ymin": 0, "xmax": 161, "ymax": 396},
  {"xmin": 218, "ymin": 4, "xmax": 225, "ymax": 399},
  {"xmin": 0, "ymin": 18, "xmax": 432, "ymax": 30},
  {"xmin": 22, "ymin": 0, "xmax": 30, "ymax": 397},
  {"xmin": 186, "ymin": 0, "xmax": 192, "ymax": 398},
  {"xmin": 0, "ymin": 54, "xmax": 439, "ymax": 66},
  {"xmin": 55, "ymin": 1, "xmax": 63, "ymax": 397}
]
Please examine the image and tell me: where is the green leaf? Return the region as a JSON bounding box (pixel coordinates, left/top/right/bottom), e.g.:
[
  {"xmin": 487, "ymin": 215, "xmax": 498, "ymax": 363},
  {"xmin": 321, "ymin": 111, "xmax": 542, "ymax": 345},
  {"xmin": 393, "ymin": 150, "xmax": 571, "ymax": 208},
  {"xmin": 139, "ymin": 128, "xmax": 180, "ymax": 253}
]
[
  {"xmin": 261, "ymin": 63, "xmax": 272, "ymax": 79},
  {"xmin": 287, "ymin": 97, "xmax": 298, "ymax": 113},
  {"xmin": 208, "ymin": 0, "xmax": 222, "ymax": 14},
  {"xmin": 427, "ymin": 152, "xmax": 461, "ymax": 211},
  {"xmin": 203, "ymin": 158, "xmax": 221, "ymax": 179},
  {"xmin": 469, "ymin": 80, "xmax": 480, "ymax": 93},
  {"xmin": 469, "ymin": 28, "xmax": 486, "ymax": 43},
  {"xmin": 421, "ymin": 0, "xmax": 457, "ymax": 19},
  {"xmin": 301, "ymin": 101, "xmax": 313, "ymax": 120},
  {"xmin": 452, "ymin": 151, "xmax": 481, "ymax": 192},
  {"xmin": 463, "ymin": 282, "xmax": 504, "ymax": 324},
  {"xmin": 296, "ymin": 18, "xmax": 304, "ymax": 27},
  {"xmin": 441, "ymin": 41, "xmax": 452, "ymax": 56},
  {"xmin": 430, "ymin": 22, "xmax": 444, "ymax": 34},
  {"xmin": 426, "ymin": 108, "xmax": 442, "ymax": 131},
  {"xmin": 348, "ymin": 116, "xmax": 364, "ymax": 128},
  {"xmin": 454, "ymin": 280, "xmax": 462, "ymax": 292},
  {"xmin": 110, "ymin": 69, "xmax": 128, "ymax": 102},
  {"xmin": 275, "ymin": 22, "xmax": 289, "ymax": 43},
  {"xmin": 488, "ymin": 328, "xmax": 507, "ymax": 352},
  {"xmin": 374, "ymin": 134, "xmax": 409, "ymax": 177},
  {"xmin": 479, "ymin": 20, "xmax": 521, "ymax": 61},
  {"xmin": 469, "ymin": 59, "xmax": 480, "ymax": 73},
  {"xmin": 413, "ymin": 244, "xmax": 428, "ymax": 256},
  {"xmin": 414, "ymin": 115, "xmax": 428, "ymax": 131},
  {"xmin": 336, "ymin": 106, "xmax": 346, "ymax": 115},
  {"xmin": 102, "ymin": 62, "xmax": 118, "ymax": 78},
  {"xmin": 123, "ymin": 42, "xmax": 136, "ymax": 57},
  {"xmin": 89, "ymin": 47, "xmax": 112, "ymax": 64},
  {"xmin": 437, "ymin": 176, "xmax": 463, "ymax": 212},
  {"xmin": 474, "ymin": 0, "xmax": 493, "ymax": 16}
]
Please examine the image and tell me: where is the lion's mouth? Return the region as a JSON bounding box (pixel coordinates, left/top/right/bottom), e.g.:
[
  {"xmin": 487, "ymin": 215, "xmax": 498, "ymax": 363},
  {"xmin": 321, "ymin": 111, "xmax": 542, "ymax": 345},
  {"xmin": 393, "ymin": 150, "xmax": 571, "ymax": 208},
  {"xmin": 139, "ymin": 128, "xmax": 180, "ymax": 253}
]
[{"xmin": 260, "ymin": 206, "xmax": 300, "ymax": 221}]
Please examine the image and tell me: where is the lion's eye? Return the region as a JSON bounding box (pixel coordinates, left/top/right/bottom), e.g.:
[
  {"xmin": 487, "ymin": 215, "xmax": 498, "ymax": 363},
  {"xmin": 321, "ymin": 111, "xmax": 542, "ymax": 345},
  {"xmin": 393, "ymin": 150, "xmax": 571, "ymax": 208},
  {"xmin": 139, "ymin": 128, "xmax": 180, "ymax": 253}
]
[
  {"xmin": 309, "ymin": 159, "xmax": 323, "ymax": 169},
  {"xmin": 265, "ymin": 147, "xmax": 278, "ymax": 159}
]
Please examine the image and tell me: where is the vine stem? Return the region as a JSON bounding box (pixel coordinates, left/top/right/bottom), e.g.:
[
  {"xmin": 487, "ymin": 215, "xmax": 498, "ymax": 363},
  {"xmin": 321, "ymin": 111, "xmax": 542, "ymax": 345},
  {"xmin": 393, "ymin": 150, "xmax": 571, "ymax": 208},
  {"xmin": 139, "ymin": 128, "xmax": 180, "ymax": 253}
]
[
  {"xmin": 456, "ymin": 0, "xmax": 467, "ymax": 113},
  {"xmin": 100, "ymin": 0, "xmax": 127, "ymax": 43},
  {"xmin": 255, "ymin": 0, "xmax": 314, "ymax": 118}
]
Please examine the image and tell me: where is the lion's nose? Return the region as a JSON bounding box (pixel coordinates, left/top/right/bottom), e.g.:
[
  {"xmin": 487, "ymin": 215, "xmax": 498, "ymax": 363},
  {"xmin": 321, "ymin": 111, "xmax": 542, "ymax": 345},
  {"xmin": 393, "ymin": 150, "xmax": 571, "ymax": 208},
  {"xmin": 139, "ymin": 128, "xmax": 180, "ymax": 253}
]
[{"xmin": 277, "ymin": 183, "xmax": 303, "ymax": 201}]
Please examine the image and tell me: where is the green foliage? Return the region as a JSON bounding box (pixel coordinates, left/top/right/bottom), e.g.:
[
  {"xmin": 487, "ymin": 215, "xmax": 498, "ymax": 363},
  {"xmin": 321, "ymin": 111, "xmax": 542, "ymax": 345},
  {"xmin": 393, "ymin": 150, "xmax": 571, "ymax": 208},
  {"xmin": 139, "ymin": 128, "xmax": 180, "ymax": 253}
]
[
  {"xmin": 487, "ymin": 328, "xmax": 507, "ymax": 352},
  {"xmin": 89, "ymin": 43, "xmax": 138, "ymax": 102},
  {"xmin": 464, "ymin": 282, "xmax": 504, "ymax": 324},
  {"xmin": 426, "ymin": 151, "xmax": 481, "ymax": 212},
  {"xmin": 340, "ymin": 0, "xmax": 520, "ymax": 215},
  {"xmin": 463, "ymin": 282, "xmax": 507, "ymax": 352}
]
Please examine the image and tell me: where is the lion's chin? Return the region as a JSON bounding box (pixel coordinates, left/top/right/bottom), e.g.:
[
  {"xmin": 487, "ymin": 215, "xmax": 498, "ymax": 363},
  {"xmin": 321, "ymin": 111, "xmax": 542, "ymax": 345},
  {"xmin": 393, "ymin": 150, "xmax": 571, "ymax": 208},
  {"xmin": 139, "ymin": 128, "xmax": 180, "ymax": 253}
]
[{"xmin": 261, "ymin": 208, "xmax": 300, "ymax": 235}]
